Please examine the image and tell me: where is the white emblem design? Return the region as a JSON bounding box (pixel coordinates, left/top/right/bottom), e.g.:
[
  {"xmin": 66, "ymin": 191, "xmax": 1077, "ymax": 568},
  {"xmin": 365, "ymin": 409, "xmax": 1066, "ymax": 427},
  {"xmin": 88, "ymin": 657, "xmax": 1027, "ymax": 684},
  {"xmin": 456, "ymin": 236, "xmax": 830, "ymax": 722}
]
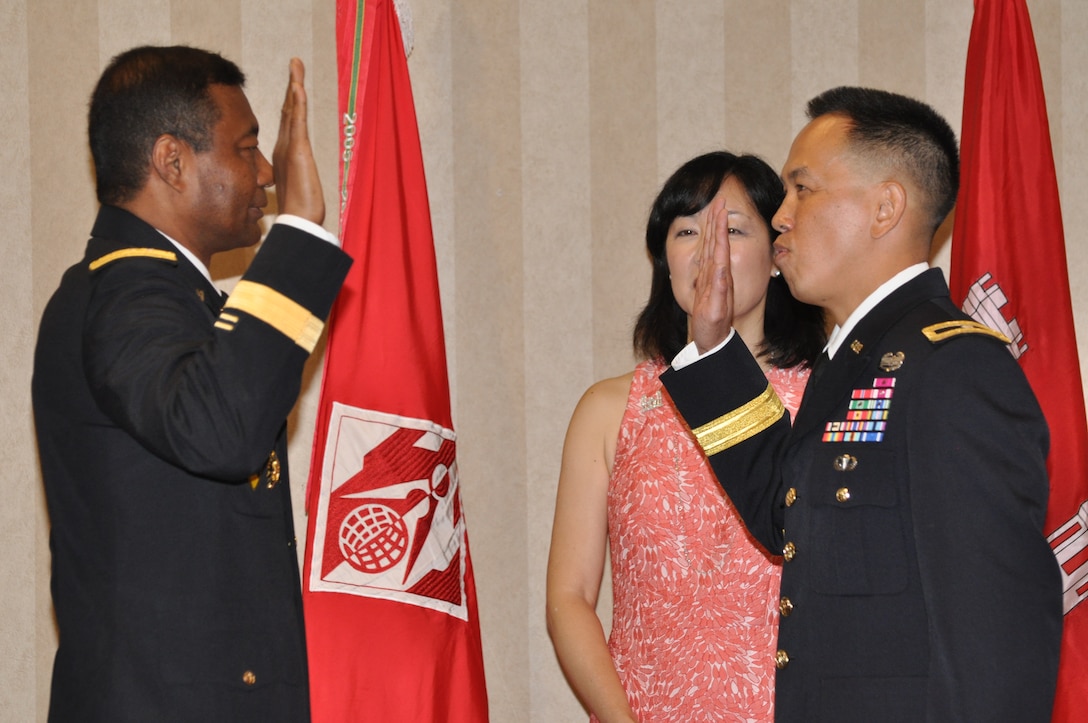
[
  {"xmin": 308, "ymin": 402, "xmax": 469, "ymax": 620},
  {"xmin": 961, "ymin": 273, "xmax": 1027, "ymax": 358},
  {"xmin": 1049, "ymin": 501, "xmax": 1088, "ymax": 614}
]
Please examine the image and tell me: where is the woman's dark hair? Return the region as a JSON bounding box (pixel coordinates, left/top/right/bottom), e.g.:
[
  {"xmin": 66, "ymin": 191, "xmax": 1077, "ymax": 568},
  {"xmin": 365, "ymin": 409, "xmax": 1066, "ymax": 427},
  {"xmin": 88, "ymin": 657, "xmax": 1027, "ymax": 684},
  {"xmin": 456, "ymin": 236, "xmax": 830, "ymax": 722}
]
[
  {"xmin": 89, "ymin": 45, "xmax": 246, "ymax": 205},
  {"xmin": 632, "ymin": 151, "xmax": 825, "ymax": 368}
]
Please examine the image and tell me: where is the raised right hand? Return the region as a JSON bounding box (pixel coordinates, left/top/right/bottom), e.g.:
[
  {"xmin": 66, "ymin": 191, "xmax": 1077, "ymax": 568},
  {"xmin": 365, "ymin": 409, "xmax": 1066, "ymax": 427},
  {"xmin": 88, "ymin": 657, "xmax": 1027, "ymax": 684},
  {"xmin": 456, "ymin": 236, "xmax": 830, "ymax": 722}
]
[
  {"xmin": 690, "ymin": 195, "xmax": 734, "ymax": 353},
  {"xmin": 272, "ymin": 58, "xmax": 325, "ymax": 225}
]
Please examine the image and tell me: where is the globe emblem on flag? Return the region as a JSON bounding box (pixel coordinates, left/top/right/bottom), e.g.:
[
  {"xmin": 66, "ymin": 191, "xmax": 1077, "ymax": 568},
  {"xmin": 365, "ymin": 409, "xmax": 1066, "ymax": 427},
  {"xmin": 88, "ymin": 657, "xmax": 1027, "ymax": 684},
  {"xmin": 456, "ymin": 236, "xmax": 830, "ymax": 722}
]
[{"xmin": 338, "ymin": 503, "xmax": 409, "ymax": 574}]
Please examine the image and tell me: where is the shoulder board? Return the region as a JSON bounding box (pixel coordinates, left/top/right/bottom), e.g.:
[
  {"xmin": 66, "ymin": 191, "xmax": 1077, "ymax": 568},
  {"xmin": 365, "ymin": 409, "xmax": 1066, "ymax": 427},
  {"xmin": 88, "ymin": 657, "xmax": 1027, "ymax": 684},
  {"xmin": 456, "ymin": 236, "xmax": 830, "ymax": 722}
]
[
  {"xmin": 88, "ymin": 248, "xmax": 177, "ymax": 272},
  {"xmin": 922, "ymin": 320, "xmax": 1010, "ymax": 345}
]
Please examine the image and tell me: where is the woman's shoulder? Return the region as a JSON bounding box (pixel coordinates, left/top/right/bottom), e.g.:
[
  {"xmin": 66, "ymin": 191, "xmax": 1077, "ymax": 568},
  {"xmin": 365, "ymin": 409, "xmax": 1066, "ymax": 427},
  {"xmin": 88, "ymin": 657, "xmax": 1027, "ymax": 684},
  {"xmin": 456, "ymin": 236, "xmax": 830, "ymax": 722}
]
[
  {"xmin": 562, "ymin": 371, "xmax": 636, "ymax": 473},
  {"xmin": 578, "ymin": 371, "xmax": 635, "ymax": 414},
  {"xmin": 565, "ymin": 370, "xmax": 633, "ymax": 435}
]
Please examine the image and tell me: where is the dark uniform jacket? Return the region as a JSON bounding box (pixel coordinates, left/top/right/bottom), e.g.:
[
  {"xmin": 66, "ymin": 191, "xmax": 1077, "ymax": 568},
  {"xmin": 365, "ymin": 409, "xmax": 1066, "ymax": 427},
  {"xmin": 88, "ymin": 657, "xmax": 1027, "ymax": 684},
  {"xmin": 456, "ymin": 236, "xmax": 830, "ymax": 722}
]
[
  {"xmin": 660, "ymin": 269, "xmax": 1062, "ymax": 722},
  {"xmin": 33, "ymin": 205, "xmax": 351, "ymax": 722}
]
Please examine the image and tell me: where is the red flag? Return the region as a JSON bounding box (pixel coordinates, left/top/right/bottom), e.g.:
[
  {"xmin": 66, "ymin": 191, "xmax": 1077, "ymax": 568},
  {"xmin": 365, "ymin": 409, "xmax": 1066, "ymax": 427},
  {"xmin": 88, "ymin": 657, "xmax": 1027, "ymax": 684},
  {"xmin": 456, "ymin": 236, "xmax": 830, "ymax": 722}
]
[
  {"xmin": 302, "ymin": 0, "xmax": 489, "ymax": 719},
  {"xmin": 950, "ymin": 0, "xmax": 1088, "ymax": 718}
]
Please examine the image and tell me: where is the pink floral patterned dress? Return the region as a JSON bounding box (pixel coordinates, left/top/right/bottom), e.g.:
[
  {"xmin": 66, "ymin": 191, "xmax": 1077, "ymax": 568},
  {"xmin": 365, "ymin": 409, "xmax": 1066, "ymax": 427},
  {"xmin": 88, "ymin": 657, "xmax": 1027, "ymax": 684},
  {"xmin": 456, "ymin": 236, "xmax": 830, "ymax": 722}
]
[{"xmin": 600, "ymin": 358, "xmax": 809, "ymax": 722}]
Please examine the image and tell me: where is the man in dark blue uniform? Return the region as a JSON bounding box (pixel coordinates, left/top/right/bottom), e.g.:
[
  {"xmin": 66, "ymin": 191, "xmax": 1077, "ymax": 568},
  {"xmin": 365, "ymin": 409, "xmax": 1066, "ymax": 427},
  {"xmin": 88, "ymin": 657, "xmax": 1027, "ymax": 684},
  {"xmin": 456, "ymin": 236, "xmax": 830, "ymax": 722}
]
[
  {"xmin": 33, "ymin": 46, "xmax": 351, "ymax": 721},
  {"xmin": 661, "ymin": 87, "xmax": 1062, "ymax": 721}
]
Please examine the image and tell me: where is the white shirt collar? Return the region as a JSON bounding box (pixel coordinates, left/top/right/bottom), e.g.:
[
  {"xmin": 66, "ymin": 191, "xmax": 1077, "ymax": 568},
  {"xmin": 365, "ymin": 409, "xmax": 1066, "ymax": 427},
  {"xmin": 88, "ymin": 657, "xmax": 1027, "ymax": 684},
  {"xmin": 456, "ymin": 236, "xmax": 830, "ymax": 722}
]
[
  {"xmin": 158, "ymin": 230, "xmax": 215, "ymax": 287},
  {"xmin": 825, "ymin": 262, "xmax": 929, "ymax": 359},
  {"xmin": 154, "ymin": 215, "xmax": 339, "ymax": 291}
]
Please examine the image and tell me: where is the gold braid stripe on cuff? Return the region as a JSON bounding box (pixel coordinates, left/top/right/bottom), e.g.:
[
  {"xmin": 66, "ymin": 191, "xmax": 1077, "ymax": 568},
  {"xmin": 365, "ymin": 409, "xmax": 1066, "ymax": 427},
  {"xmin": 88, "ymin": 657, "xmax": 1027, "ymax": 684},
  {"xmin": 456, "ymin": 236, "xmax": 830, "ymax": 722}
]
[
  {"xmin": 692, "ymin": 383, "xmax": 785, "ymax": 456},
  {"xmin": 221, "ymin": 280, "xmax": 324, "ymax": 353}
]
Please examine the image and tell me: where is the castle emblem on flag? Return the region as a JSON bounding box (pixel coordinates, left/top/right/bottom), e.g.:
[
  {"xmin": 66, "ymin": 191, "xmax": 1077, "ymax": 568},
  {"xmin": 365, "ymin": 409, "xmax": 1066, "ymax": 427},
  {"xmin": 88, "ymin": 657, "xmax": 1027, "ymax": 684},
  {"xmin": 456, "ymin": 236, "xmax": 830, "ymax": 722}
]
[
  {"xmin": 308, "ymin": 402, "xmax": 469, "ymax": 620},
  {"xmin": 961, "ymin": 273, "xmax": 1027, "ymax": 358},
  {"xmin": 1048, "ymin": 501, "xmax": 1088, "ymax": 614}
]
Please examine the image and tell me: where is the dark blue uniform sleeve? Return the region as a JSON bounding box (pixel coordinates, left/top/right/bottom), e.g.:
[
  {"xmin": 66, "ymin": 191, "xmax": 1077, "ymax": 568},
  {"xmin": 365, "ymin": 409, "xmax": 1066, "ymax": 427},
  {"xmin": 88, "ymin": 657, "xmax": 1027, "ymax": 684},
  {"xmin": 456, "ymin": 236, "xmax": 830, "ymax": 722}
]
[
  {"xmin": 660, "ymin": 338, "xmax": 792, "ymax": 552},
  {"xmin": 909, "ymin": 336, "xmax": 1061, "ymax": 721},
  {"xmin": 83, "ymin": 224, "xmax": 351, "ymax": 481}
]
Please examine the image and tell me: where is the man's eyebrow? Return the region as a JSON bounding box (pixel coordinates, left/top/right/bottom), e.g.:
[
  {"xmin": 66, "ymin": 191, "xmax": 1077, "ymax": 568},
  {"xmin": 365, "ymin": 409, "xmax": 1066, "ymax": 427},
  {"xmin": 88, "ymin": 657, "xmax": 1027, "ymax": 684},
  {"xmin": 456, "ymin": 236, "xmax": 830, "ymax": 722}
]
[
  {"xmin": 237, "ymin": 122, "xmax": 259, "ymax": 141},
  {"xmin": 783, "ymin": 166, "xmax": 810, "ymax": 183}
]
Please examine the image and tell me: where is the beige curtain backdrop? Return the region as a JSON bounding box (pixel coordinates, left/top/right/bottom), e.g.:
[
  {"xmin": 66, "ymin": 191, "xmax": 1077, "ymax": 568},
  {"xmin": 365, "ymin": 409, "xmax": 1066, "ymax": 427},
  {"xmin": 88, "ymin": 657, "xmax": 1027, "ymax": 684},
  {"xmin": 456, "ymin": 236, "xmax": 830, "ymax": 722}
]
[{"xmin": 4, "ymin": 0, "xmax": 1086, "ymax": 719}]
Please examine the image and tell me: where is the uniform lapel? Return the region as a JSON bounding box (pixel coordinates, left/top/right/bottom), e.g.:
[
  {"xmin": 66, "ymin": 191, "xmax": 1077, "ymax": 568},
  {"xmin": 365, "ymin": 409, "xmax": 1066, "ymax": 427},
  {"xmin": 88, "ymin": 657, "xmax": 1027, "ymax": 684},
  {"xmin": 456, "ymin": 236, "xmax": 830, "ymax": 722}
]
[
  {"xmin": 792, "ymin": 343, "xmax": 873, "ymax": 438},
  {"xmin": 790, "ymin": 269, "xmax": 951, "ymax": 440},
  {"xmin": 198, "ymin": 283, "xmax": 227, "ymax": 316},
  {"xmin": 89, "ymin": 205, "xmax": 224, "ymax": 318}
]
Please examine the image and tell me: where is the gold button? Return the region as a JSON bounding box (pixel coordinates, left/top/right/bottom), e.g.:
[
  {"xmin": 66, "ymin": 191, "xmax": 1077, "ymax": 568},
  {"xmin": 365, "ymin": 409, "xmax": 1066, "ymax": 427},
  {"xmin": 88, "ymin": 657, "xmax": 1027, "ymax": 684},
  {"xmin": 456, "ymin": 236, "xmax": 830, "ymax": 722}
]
[
  {"xmin": 785, "ymin": 487, "xmax": 797, "ymax": 507},
  {"xmin": 779, "ymin": 596, "xmax": 794, "ymax": 617},
  {"xmin": 783, "ymin": 541, "xmax": 796, "ymax": 562},
  {"xmin": 266, "ymin": 451, "xmax": 281, "ymax": 488},
  {"xmin": 775, "ymin": 649, "xmax": 790, "ymax": 669},
  {"xmin": 242, "ymin": 670, "xmax": 256, "ymax": 686},
  {"xmin": 832, "ymin": 453, "xmax": 858, "ymax": 472},
  {"xmin": 836, "ymin": 487, "xmax": 851, "ymax": 503}
]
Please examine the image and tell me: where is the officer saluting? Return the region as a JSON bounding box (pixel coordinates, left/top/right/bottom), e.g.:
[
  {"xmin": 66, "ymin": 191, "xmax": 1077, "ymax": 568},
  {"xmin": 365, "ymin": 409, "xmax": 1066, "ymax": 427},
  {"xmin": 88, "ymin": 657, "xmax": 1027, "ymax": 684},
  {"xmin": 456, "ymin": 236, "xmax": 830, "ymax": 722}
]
[
  {"xmin": 661, "ymin": 86, "xmax": 1062, "ymax": 722},
  {"xmin": 33, "ymin": 46, "xmax": 351, "ymax": 721}
]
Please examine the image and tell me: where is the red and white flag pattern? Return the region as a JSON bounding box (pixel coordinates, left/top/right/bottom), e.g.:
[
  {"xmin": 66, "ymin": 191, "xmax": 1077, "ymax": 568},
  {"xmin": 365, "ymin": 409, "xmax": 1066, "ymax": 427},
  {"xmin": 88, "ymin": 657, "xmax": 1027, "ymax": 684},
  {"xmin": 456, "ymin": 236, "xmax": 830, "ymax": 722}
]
[
  {"xmin": 302, "ymin": 0, "xmax": 489, "ymax": 719},
  {"xmin": 949, "ymin": 1, "xmax": 1088, "ymax": 719}
]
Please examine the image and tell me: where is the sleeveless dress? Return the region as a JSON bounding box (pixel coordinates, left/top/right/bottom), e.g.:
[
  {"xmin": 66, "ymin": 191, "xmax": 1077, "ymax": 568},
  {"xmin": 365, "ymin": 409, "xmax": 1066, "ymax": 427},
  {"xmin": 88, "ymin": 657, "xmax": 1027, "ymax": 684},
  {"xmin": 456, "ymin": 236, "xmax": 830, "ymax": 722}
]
[{"xmin": 600, "ymin": 358, "xmax": 809, "ymax": 722}]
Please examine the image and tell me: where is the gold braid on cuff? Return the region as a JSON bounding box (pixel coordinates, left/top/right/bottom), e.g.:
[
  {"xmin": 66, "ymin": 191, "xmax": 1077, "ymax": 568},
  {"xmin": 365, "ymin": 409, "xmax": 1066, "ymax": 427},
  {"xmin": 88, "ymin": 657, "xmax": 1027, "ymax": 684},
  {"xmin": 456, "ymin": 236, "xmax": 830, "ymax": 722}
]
[
  {"xmin": 692, "ymin": 383, "xmax": 784, "ymax": 456},
  {"xmin": 218, "ymin": 280, "xmax": 325, "ymax": 353}
]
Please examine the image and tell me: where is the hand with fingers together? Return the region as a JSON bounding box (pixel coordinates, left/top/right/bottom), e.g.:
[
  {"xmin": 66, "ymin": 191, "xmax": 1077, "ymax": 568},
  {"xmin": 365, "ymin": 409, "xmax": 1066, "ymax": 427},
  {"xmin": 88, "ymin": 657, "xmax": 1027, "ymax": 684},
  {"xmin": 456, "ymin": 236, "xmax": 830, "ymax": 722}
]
[
  {"xmin": 273, "ymin": 57, "xmax": 325, "ymax": 225},
  {"xmin": 690, "ymin": 194, "xmax": 734, "ymax": 354}
]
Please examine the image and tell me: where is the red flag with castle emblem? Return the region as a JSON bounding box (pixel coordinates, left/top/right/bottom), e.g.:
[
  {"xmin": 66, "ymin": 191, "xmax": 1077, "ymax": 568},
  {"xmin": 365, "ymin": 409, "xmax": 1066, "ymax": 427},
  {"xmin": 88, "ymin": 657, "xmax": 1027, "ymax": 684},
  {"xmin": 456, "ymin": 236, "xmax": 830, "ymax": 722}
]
[
  {"xmin": 949, "ymin": 0, "xmax": 1088, "ymax": 718},
  {"xmin": 302, "ymin": 0, "xmax": 489, "ymax": 719}
]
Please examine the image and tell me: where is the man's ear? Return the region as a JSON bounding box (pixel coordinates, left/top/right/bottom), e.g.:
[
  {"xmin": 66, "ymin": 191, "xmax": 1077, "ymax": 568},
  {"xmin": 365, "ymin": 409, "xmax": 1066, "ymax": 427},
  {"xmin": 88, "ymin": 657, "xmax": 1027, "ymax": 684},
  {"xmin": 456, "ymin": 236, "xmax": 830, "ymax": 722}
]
[
  {"xmin": 871, "ymin": 181, "xmax": 907, "ymax": 239},
  {"xmin": 150, "ymin": 134, "xmax": 186, "ymax": 191}
]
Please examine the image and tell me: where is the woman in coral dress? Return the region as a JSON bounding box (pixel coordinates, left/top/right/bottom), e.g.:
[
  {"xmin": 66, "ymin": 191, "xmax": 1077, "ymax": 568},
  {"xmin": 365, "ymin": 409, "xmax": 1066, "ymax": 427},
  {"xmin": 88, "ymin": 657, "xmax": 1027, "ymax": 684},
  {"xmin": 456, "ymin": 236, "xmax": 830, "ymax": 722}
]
[{"xmin": 547, "ymin": 152, "xmax": 825, "ymax": 722}]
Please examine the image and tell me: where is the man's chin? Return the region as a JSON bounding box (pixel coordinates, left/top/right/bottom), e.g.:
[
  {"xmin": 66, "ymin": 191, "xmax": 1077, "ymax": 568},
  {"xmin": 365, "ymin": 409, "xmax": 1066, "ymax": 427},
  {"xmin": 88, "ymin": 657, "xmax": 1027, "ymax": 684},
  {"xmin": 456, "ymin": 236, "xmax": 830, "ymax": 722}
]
[
  {"xmin": 208, "ymin": 231, "xmax": 263, "ymax": 263},
  {"xmin": 243, "ymin": 224, "xmax": 267, "ymax": 248}
]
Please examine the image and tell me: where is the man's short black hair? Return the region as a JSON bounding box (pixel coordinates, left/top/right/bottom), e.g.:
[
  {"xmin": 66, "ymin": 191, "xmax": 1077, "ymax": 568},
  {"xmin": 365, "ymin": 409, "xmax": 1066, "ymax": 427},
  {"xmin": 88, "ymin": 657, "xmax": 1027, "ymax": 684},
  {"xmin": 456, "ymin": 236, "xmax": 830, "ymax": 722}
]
[
  {"xmin": 807, "ymin": 86, "xmax": 960, "ymax": 234},
  {"xmin": 88, "ymin": 45, "xmax": 245, "ymax": 205}
]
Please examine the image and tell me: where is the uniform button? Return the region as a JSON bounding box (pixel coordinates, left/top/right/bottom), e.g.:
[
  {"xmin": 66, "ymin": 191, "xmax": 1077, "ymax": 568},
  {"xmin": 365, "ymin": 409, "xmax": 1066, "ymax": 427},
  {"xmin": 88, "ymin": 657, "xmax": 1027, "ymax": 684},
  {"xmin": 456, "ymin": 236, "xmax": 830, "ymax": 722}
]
[
  {"xmin": 242, "ymin": 670, "xmax": 257, "ymax": 686},
  {"xmin": 783, "ymin": 541, "xmax": 796, "ymax": 561},
  {"xmin": 779, "ymin": 596, "xmax": 794, "ymax": 617},
  {"xmin": 785, "ymin": 487, "xmax": 797, "ymax": 507},
  {"xmin": 835, "ymin": 487, "xmax": 851, "ymax": 503},
  {"xmin": 288, "ymin": 536, "xmax": 297, "ymax": 548},
  {"xmin": 266, "ymin": 451, "xmax": 281, "ymax": 489},
  {"xmin": 775, "ymin": 649, "xmax": 790, "ymax": 669}
]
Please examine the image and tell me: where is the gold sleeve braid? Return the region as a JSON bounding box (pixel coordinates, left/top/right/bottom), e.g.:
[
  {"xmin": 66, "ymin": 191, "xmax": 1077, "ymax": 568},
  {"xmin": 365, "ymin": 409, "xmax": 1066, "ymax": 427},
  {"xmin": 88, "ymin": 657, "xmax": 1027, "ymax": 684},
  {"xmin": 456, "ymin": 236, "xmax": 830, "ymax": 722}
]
[
  {"xmin": 217, "ymin": 280, "xmax": 325, "ymax": 353},
  {"xmin": 691, "ymin": 382, "xmax": 785, "ymax": 456}
]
